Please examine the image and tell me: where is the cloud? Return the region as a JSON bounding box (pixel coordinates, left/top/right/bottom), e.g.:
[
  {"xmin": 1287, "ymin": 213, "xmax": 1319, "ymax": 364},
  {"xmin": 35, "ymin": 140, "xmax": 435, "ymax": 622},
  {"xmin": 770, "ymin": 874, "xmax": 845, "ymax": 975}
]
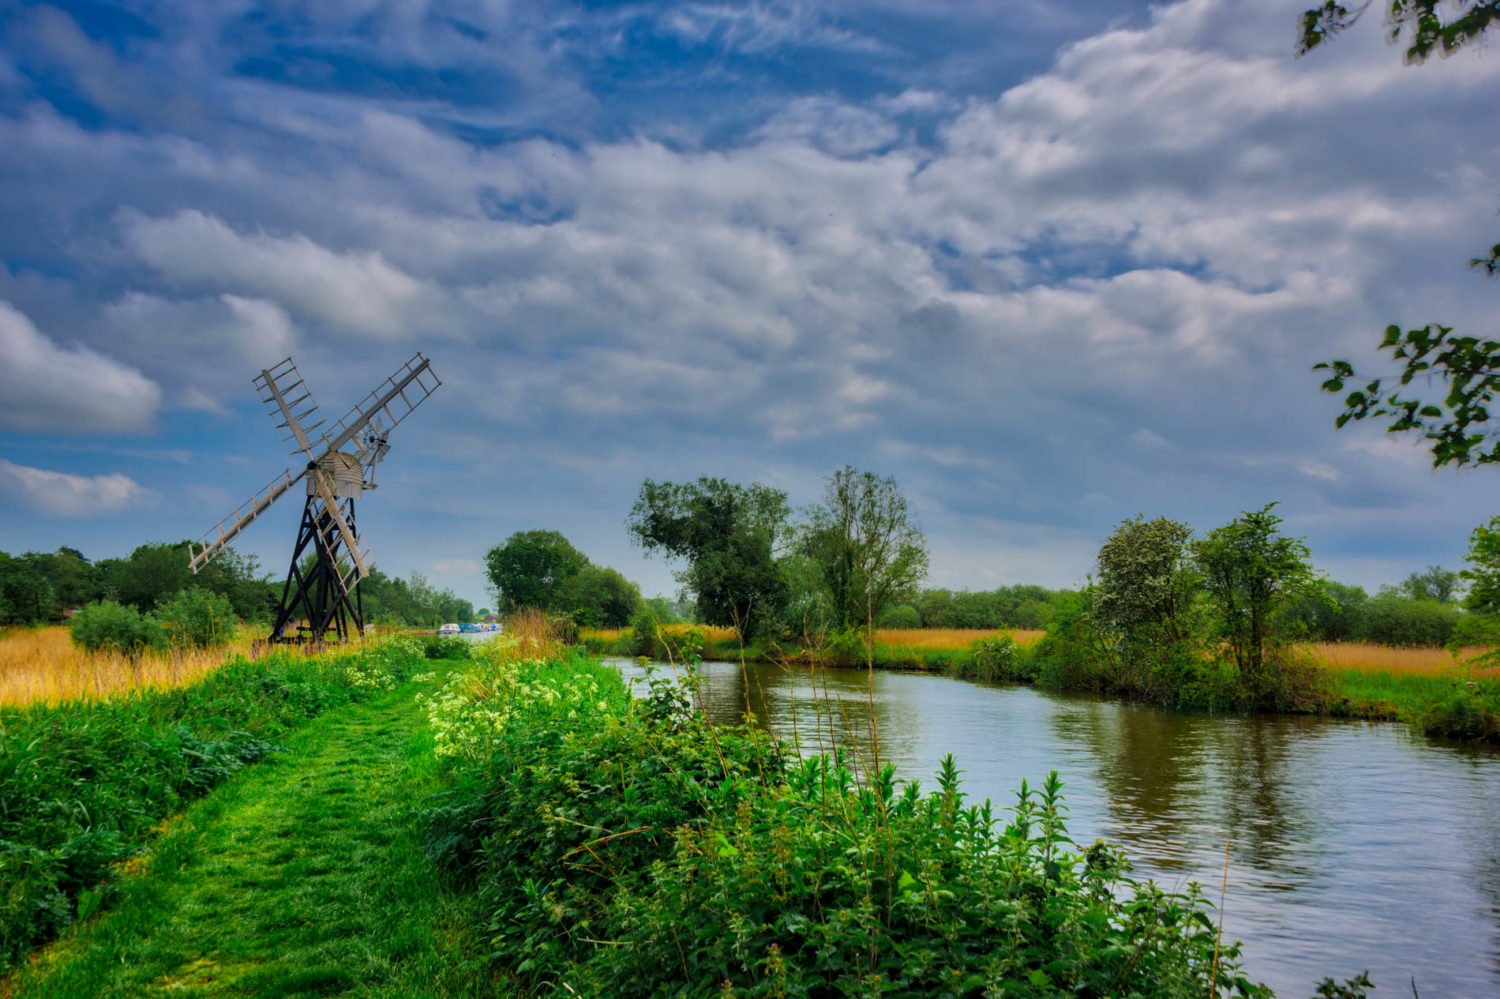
[
  {"xmin": 120, "ymin": 210, "xmax": 431, "ymax": 339},
  {"xmin": 0, "ymin": 459, "xmax": 158, "ymax": 516},
  {"xmin": 0, "ymin": 300, "xmax": 161, "ymax": 433}
]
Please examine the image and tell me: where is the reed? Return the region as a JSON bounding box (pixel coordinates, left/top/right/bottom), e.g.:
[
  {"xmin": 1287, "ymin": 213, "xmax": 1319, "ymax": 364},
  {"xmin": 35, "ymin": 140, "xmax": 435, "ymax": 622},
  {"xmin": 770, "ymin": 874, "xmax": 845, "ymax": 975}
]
[
  {"xmin": 1309, "ymin": 641, "xmax": 1496, "ymax": 676},
  {"xmin": 874, "ymin": 627, "xmax": 1045, "ymax": 649},
  {"xmin": 0, "ymin": 625, "xmax": 259, "ymax": 708},
  {"xmin": 580, "ymin": 623, "xmax": 739, "ymax": 645}
]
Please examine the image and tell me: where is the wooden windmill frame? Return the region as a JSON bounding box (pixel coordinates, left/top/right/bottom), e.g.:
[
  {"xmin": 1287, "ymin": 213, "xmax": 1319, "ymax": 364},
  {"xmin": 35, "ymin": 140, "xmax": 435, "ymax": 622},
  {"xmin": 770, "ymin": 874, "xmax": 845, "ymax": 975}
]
[{"xmin": 187, "ymin": 354, "xmax": 442, "ymax": 645}]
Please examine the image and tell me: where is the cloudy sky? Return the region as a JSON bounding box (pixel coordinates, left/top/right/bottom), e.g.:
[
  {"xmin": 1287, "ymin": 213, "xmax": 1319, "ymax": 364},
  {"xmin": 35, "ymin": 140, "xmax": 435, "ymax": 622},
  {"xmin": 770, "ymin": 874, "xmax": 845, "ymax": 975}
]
[{"xmin": 1, "ymin": 0, "xmax": 1496, "ymax": 606}]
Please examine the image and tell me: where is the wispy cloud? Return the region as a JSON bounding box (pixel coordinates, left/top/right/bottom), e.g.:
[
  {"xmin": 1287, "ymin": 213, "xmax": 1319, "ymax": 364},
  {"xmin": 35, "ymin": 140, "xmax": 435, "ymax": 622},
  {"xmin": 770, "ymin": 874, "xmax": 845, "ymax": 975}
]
[{"xmin": 0, "ymin": 459, "xmax": 159, "ymax": 516}]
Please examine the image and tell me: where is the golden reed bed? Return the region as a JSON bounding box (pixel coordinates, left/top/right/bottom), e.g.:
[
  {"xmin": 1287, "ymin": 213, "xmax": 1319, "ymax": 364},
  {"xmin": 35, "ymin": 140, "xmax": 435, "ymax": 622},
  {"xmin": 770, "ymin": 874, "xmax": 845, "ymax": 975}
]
[
  {"xmin": 4, "ymin": 623, "xmax": 1491, "ymax": 710},
  {"xmin": 0, "ymin": 625, "xmax": 259, "ymax": 708}
]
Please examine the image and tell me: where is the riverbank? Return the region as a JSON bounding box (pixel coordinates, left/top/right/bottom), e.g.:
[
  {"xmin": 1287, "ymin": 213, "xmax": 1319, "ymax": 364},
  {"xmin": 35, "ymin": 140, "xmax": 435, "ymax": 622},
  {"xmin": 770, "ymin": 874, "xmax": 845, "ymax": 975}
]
[
  {"xmin": 581, "ymin": 624, "xmax": 1500, "ymax": 742},
  {"xmin": 1, "ymin": 660, "xmax": 488, "ymax": 998},
  {"xmin": 415, "ymin": 642, "xmax": 1289, "ymax": 997},
  {"xmin": 0, "ymin": 636, "xmax": 460, "ymax": 976}
]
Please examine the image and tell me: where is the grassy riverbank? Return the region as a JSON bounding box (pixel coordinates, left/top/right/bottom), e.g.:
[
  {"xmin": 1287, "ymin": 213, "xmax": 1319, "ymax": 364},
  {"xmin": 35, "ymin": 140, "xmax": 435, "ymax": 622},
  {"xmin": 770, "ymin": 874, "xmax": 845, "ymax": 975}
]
[
  {"xmin": 0, "ymin": 636, "xmax": 455, "ymax": 974},
  {"xmin": 2, "ymin": 660, "xmax": 487, "ymax": 998},
  {"xmin": 418, "ymin": 639, "xmax": 1283, "ymax": 998},
  {"xmin": 583, "ymin": 623, "xmax": 1500, "ymax": 742}
]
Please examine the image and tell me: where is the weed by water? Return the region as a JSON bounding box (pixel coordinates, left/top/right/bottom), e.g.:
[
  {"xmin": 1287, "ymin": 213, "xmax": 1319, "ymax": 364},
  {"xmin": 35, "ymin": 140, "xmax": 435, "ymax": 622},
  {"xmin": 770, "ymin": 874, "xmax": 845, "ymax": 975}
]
[{"xmin": 424, "ymin": 652, "xmax": 1278, "ymax": 997}]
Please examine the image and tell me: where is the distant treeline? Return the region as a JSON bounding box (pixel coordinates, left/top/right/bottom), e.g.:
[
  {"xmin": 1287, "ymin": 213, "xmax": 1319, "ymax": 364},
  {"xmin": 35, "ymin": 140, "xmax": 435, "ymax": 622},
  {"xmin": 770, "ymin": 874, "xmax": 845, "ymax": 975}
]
[
  {"xmin": 875, "ymin": 573, "xmax": 1467, "ymax": 648},
  {"xmin": 0, "ymin": 542, "xmax": 473, "ymax": 629}
]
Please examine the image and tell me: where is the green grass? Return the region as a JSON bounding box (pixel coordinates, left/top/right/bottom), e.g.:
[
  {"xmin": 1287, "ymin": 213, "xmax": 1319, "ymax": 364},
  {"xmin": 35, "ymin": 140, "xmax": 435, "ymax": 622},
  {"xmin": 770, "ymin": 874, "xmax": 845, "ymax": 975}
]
[
  {"xmin": 1329, "ymin": 666, "xmax": 1500, "ymax": 740},
  {"xmin": 2, "ymin": 668, "xmax": 489, "ymax": 998}
]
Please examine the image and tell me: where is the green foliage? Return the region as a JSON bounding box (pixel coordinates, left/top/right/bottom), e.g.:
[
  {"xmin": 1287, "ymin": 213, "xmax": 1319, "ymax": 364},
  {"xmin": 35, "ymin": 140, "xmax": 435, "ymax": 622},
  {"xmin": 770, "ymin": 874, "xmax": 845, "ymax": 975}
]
[
  {"xmin": 559, "ymin": 564, "xmax": 643, "ymax": 628},
  {"xmin": 800, "ymin": 466, "xmax": 928, "ymax": 633},
  {"xmin": 1278, "ymin": 580, "xmax": 1370, "ymax": 643},
  {"xmin": 1094, "ymin": 515, "xmax": 1198, "ymax": 643},
  {"xmin": 427, "ymin": 658, "xmax": 1272, "ymax": 998},
  {"xmin": 0, "ymin": 638, "xmax": 429, "ymax": 970},
  {"xmin": 876, "ymin": 602, "xmax": 922, "ymax": 629},
  {"xmin": 358, "ymin": 567, "xmax": 474, "ymax": 626},
  {"xmin": 69, "ymin": 600, "xmax": 166, "ymax": 654},
  {"xmin": 1401, "ymin": 565, "xmax": 1461, "ymax": 603},
  {"xmin": 484, "ymin": 530, "xmax": 590, "ymax": 613},
  {"xmin": 959, "ymin": 634, "xmax": 1040, "ymax": 683},
  {"xmin": 1192, "ymin": 504, "xmax": 1321, "ymax": 696},
  {"xmin": 912, "ymin": 585, "xmax": 1066, "ymax": 630},
  {"xmin": 100, "ymin": 541, "xmax": 275, "ymax": 623},
  {"xmin": 1316, "ymin": 325, "xmax": 1500, "ymax": 468},
  {"xmin": 1363, "ymin": 593, "xmax": 1459, "ymax": 647},
  {"xmin": 627, "ymin": 477, "xmax": 792, "ymax": 642},
  {"xmin": 1461, "ymin": 515, "xmax": 1500, "ymax": 615},
  {"xmin": 155, "ymin": 588, "xmax": 238, "ymax": 648},
  {"xmin": 1298, "ymin": 2, "xmax": 1500, "ymax": 63}
]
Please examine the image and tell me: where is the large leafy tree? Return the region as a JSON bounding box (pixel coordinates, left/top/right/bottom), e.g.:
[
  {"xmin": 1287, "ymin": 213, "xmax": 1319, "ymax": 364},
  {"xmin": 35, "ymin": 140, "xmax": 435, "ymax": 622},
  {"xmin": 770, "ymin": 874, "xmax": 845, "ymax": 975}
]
[
  {"xmin": 1094, "ymin": 515, "xmax": 1198, "ymax": 644},
  {"xmin": 1302, "ymin": 3, "xmax": 1500, "ymax": 466},
  {"xmin": 626, "ymin": 477, "xmax": 790, "ymax": 643},
  {"xmin": 485, "ymin": 530, "xmax": 590, "ymax": 613},
  {"xmin": 1192, "ymin": 504, "xmax": 1321, "ymax": 687},
  {"xmin": 802, "ymin": 467, "xmax": 928, "ymax": 634}
]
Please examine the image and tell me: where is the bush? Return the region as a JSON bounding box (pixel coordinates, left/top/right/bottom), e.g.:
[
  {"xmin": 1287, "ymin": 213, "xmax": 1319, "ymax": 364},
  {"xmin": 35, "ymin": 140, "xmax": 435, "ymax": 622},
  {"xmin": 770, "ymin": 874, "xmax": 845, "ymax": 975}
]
[
  {"xmin": 874, "ymin": 602, "xmax": 922, "ymax": 629},
  {"xmin": 426, "ymin": 658, "xmax": 1275, "ymax": 998},
  {"xmin": 155, "ymin": 588, "xmax": 237, "ymax": 648},
  {"xmin": 69, "ymin": 600, "xmax": 165, "ymax": 654},
  {"xmin": 1362, "ymin": 595, "xmax": 1460, "ymax": 647}
]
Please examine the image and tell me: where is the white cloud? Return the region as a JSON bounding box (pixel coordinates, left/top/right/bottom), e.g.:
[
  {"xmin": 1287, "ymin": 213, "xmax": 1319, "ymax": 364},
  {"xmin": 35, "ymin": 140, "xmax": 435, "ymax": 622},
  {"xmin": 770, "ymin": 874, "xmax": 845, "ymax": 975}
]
[
  {"xmin": 0, "ymin": 300, "xmax": 161, "ymax": 433},
  {"xmin": 0, "ymin": 459, "xmax": 158, "ymax": 516},
  {"xmin": 120, "ymin": 210, "xmax": 430, "ymax": 339}
]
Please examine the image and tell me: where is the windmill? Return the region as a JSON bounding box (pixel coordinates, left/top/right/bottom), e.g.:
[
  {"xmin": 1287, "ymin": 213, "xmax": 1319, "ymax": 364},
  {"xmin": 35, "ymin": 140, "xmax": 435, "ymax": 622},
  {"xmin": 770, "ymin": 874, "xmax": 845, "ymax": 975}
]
[{"xmin": 187, "ymin": 354, "xmax": 442, "ymax": 645}]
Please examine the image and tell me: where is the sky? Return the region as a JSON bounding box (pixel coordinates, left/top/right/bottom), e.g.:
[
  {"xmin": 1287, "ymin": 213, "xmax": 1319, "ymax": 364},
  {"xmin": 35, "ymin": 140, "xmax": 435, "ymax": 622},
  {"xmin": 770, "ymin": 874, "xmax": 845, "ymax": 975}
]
[{"xmin": 1, "ymin": 0, "xmax": 1496, "ymax": 608}]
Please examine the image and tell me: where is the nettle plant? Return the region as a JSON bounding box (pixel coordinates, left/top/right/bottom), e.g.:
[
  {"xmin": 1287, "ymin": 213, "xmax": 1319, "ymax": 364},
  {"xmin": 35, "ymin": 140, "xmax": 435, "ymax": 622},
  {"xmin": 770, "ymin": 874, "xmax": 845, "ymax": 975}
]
[{"xmin": 424, "ymin": 652, "xmax": 1297, "ymax": 997}]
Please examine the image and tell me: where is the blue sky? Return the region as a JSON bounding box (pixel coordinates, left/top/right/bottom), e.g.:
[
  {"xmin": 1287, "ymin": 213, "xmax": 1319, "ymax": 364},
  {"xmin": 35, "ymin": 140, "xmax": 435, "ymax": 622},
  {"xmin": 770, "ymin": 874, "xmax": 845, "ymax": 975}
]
[{"xmin": 1, "ymin": 0, "xmax": 1497, "ymax": 607}]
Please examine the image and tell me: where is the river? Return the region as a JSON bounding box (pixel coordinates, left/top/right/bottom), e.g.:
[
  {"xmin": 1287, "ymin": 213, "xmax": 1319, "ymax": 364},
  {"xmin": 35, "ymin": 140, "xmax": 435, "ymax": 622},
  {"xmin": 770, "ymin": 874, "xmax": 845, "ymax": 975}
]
[{"xmin": 609, "ymin": 657, "xmax": 1500, "ymax": 998}]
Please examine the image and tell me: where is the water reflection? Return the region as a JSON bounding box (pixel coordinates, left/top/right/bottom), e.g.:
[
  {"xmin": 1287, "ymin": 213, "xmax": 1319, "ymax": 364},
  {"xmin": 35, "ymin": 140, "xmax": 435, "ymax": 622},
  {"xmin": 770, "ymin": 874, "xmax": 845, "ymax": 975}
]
[{"xmin": 610, "ymin": 658, "xmax": 1500, "ymax": 998}]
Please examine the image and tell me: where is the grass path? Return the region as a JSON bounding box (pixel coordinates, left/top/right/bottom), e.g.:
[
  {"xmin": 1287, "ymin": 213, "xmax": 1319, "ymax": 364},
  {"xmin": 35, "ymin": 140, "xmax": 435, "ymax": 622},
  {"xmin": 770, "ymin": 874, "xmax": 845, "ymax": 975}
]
[{"xmin": 3, "ymin": 672, "xmax": 488, "ymax": 999}]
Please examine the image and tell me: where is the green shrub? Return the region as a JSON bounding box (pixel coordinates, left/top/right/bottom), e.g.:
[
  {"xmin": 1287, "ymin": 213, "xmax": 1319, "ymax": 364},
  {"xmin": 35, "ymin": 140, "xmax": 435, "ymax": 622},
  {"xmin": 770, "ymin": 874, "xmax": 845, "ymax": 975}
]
[
  {"xmin": 427, "ymin": 657, "xmax": 1277, "ymax": 998},
  {"xmin": 963, "ymin": 633, "xmax": 1038, "ymax": 682},
  {"xmin": 875, "ymin": 602, "xmax": 922, "ymax": 628},
  {"xmin": 155, "ymin": 588, "xmax": 237, "ymax": 648},
  {"xmin": 423, "ymin": 634, "xmax": 472, "ymax": 660},
  {"xmin": 69, "ymin": 600, "xmax": 165, "ymax": 654},
  {"xmin": 1363, "ymin": 595, "xmax": 1460, "ymax": 648}
]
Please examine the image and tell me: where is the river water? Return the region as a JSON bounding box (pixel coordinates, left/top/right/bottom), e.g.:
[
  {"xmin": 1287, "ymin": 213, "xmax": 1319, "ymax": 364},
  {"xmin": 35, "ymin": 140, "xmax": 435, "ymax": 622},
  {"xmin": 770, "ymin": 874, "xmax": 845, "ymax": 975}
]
[{"xmin": 608, "ymin": 657, "xmax": 1500, "ymax": 998}]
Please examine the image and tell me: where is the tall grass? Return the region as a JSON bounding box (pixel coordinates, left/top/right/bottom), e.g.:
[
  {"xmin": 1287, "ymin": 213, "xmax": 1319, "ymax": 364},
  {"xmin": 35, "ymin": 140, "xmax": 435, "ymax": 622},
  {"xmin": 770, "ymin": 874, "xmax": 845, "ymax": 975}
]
[
  {"xmin": 873, "ymin": 627, "xmax": 1044, "ymax": 649},
  {"xmin": 0, "ymin": 626, "xmax": 259, "ymax": 708},
  {"xmin": 1309, "ymin": 641, "xmax": 1496, "ymax": 675}
]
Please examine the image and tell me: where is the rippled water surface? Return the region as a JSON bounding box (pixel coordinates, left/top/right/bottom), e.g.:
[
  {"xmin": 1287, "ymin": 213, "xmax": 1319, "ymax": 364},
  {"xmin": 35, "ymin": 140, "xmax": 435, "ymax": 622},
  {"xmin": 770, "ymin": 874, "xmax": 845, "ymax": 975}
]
[{"xmin": 610, "ymin": 658, "xmax": 1500, "ymax": 998}]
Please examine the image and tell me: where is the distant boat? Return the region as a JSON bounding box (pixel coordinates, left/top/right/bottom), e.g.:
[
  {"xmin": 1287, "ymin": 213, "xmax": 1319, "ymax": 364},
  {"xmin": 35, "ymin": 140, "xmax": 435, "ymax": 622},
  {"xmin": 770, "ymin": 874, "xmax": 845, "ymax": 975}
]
[{"xmin": 437, "ymin": 623, "xmax": 460, "ymax": 635}]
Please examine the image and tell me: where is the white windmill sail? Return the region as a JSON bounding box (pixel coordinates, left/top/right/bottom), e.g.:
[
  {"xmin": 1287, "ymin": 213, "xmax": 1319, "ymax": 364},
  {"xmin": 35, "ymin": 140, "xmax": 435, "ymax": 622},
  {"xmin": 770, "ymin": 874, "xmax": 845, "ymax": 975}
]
[{"xmin": 188, "ymin": 467, "xmax": 306, "ymax": 573}]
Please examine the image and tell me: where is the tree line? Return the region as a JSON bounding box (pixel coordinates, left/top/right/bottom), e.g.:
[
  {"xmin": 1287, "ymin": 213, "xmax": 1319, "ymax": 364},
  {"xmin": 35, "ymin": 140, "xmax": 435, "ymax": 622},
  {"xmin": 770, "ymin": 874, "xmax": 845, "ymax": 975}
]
[{"xmin": 0, "ymin": 541, "xmax": 473, "ymax": 629}]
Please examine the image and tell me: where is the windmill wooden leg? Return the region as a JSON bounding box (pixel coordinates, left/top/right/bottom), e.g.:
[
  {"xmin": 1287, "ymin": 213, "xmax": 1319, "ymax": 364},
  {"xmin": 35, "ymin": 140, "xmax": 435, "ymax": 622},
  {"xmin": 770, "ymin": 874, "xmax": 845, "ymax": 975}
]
[{"xmin": 272, "ymin": 493, "xmax": 366, "ymax": 647}]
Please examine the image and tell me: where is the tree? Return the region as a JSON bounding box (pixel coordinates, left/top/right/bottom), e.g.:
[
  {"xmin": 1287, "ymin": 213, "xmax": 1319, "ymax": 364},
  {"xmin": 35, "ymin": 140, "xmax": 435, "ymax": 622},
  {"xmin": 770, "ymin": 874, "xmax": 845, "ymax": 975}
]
[
  {"xmin": 485, "ymin": 530, "xmax": 590, "ymax": 613},
  {"xmin": 1401, "ymin": 565, "xmax": 1461, "ymax": 603},
  {"xmin": 560, "ymin": 564, "xmax": 643, "ymax": 628},
  {"xmin": 1192, "ymin": 504, "xmax": 1321, "ymax": 686},
  {"xmin": 1302, "ymin": 4, "xmax": 1500, "ymax": 467},
  {"xmin": 802, "ymin": 467, "xmax": 928, "ymax": 635},
  {"xmin": 626, "ymin": 477, "xmax": 790, "ymax": 643},
  {"xmin": 1461, "ymin": 516, "xmax": 1500, "ymax": 615},
  {"xmin": 1093, "ymin": 515, "xmax": 1198, "ymax": 644},
  {"xmin": 1297, "ymin": 2, "xmax": 1500, "ymax": 63}
]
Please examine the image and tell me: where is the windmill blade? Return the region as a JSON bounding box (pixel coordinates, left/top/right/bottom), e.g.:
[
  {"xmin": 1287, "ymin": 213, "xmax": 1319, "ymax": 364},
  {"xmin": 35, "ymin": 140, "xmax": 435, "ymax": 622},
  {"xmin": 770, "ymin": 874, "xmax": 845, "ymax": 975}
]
[
  {"xmin": 309, "ymin": 469, "xmax": 372, "ymax": 583},
  {"xmin": 189, "ymin": 467, "xmax": 307, "ymax": 573},
  {"xmin": 254, "ymin": 357, "xmax": 328, "ymax": 458},
  {"xmin": 322, "ymin": 354, "xmax": 441, "ymax": 461}
]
